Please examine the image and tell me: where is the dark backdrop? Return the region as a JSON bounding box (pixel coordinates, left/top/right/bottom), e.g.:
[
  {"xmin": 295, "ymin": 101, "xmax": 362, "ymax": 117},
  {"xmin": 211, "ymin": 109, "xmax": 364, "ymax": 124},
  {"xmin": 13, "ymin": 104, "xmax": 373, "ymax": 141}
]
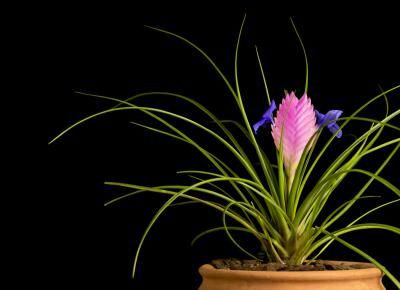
[{"xmin": 45, "ymin": 4, "xmax": 400, "ymax": 290}]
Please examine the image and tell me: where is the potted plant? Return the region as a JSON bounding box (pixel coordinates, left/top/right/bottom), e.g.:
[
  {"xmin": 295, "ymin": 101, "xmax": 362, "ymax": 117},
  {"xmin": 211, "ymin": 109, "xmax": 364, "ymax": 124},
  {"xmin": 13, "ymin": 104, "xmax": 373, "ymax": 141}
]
[{"xmin": 50, "ymin": 16, "xmax": 400, "ymax": 289}]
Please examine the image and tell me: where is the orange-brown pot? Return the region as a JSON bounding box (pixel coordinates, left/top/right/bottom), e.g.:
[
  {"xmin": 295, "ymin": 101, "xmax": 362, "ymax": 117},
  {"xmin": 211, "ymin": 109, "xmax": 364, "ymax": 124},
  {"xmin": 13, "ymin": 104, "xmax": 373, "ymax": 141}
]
[{"xmin": 198, "ymin": 261, "xmax": 385, "ymax": 290}]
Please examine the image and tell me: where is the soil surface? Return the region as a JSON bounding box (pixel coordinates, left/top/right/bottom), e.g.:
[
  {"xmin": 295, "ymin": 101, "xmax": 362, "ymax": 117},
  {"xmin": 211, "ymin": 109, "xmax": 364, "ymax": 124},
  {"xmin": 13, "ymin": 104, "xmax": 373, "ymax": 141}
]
[{"xmin": 211, "ymin": 258, "xmax": 375, "ymax": 271}]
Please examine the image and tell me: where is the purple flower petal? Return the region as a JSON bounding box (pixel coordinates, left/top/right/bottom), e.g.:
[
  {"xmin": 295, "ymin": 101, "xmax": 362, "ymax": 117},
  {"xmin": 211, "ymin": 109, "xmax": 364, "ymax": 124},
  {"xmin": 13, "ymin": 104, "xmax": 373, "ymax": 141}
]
[
  {"xmin": 253, "ymin": 119, "xmax": 268, "ymax": 133},
  {"xmin": 327, "ymin": 123, "xmax": 342, "ymax": 138},
  {"xmin": 315, "ymin": 110, "xmax": 326, "ymax": 126},
  {"xmin": 253, "ymin": 100, "xmax": 277, "ymax": 134},
  {"xmin": 315, "ymin": 109, "xmax": 343, "ymax": 138}
]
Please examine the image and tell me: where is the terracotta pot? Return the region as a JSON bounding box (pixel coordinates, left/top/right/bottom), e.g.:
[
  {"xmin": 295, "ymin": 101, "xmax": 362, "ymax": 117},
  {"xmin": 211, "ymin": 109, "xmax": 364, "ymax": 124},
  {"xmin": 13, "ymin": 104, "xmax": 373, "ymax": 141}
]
[{"xmin": 198, "ymin": 261, "xmax": 385, "ymax": 290}]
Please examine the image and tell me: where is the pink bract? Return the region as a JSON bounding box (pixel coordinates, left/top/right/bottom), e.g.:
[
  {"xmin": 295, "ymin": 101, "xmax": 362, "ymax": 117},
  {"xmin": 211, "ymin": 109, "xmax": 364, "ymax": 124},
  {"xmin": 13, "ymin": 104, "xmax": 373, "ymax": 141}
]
[{"xmin": 271, "ymin": 92, "xmax": 317, "ymax": 184}]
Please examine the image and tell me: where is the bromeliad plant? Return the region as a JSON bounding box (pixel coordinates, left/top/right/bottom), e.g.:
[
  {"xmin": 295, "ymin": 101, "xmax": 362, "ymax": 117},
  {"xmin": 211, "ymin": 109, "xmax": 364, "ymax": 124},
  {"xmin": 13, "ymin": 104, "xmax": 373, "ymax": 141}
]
[{"xmin": 50, "ymin": 17, "xmax": 400, "ymax": 287}]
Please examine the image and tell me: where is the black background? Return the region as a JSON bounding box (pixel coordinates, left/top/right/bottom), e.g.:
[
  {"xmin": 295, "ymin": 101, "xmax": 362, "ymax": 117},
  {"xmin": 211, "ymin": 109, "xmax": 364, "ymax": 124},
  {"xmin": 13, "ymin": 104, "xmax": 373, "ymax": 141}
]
[{"xmin": 45, "ymin": 4, "xmax": 400, "ymax": 290}]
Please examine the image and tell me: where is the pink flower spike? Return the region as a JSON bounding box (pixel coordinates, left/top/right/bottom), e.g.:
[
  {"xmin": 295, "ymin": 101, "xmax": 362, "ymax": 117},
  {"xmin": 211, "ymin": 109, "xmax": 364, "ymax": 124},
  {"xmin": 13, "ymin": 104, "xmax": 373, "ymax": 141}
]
[{"xmin": 271, "ymin": 92, "xmax": 317, "ymax": 185}]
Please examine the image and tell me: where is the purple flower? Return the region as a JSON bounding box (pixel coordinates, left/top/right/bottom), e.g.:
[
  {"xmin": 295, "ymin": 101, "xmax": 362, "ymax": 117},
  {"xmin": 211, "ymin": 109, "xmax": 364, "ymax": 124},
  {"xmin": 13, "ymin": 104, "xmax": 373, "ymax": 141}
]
[
  {"xmin": 253, "ymin": 100, "xmax": 277, "ymax": 134},
  {"xmin": 315, "ymin": 110, "xmax": 343, "ymax": 138}
]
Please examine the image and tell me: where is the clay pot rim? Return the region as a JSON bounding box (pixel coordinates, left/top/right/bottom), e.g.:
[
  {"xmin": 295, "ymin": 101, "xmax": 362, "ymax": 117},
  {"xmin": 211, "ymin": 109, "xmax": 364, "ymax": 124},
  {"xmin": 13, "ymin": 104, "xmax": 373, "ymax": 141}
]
[{"xmin": 199, "ymin": 261, "xmax": 383, "ymax": 281}]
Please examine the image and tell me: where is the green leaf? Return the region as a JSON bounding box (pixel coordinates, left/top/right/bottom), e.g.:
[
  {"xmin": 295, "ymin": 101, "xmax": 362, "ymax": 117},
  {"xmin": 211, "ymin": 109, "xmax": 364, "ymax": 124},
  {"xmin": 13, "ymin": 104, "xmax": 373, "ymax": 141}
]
[
  {"xmin": 318, "ymin": 228, "xmax": 400, "ymax": 289},
  {"xmin": 255, "ymin": 46, "xmax": 271, "ymax": 105},
  {"xmin": 144, "ymin": 26, "xmax": 238, "ymax": 99},
  {"xmin": 289, "ymin": 17, "xmax": 309, "ymax": 92}
]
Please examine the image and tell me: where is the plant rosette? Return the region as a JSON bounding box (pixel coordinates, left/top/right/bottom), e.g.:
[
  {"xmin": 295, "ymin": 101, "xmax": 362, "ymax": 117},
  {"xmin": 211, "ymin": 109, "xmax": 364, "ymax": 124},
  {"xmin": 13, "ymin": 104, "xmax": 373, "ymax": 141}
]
[{"xmin": 50, "ymin": 16, "xmax": 400, "ymax": 289}]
